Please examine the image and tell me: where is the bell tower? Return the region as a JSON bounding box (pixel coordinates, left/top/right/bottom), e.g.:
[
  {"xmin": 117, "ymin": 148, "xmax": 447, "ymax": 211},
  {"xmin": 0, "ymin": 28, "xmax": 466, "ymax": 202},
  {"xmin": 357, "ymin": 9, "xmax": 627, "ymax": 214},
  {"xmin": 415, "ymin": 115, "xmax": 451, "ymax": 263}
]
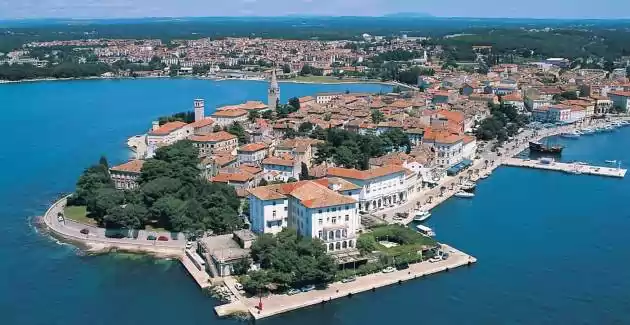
[
  {"xmin": 194, "ymin": 99, "xmax": 205, "ymax": 122},
  {"xmin": 268, "ymin": 69, "xmax": 280, "ymax": 110}
]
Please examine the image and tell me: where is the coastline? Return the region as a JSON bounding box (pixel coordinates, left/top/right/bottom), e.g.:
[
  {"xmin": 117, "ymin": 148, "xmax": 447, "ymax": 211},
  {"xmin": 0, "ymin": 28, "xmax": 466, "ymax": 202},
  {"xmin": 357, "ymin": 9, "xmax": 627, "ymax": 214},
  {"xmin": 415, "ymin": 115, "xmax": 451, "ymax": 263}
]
[{"xmin": 0, "ymin": 74, "xmax": 399, "ymax": 88}]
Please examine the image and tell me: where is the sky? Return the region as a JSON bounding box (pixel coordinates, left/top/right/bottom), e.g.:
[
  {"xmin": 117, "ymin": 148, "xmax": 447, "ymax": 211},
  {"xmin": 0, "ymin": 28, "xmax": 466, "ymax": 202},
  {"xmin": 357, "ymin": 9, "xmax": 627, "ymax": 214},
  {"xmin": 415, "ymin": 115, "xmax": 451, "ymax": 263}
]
[{"xmin": 1, "ymin": 0, "xmax": 629, "ymax": 20}]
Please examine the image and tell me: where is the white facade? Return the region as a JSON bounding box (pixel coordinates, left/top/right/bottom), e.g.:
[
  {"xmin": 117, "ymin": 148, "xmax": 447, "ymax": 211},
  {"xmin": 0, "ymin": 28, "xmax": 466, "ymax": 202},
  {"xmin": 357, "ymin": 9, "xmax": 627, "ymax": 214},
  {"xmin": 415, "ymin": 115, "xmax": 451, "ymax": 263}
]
[
  {"xmin": 147, "ymin": 123, "xmax": 192, "ymax": 147},
  {"xmin": 292, "ymin": 200, "xmax": 359, "ymax": 252},
  {"xmin": 432, "ymin": 140, "xmax": 463, "ymax": 167},
  {"xmin": 238, "ymin": 149, "xmax": 267, "ymax": 164},
  {"xmin": 462, "ymin": 138, "xmax": 477, "ymax": 160},
  {"xmin": 249, "ymin": 197, "xmax": 288, "ymax": 235},
  {"xmin": 327, "ymin": 167, "xmax": 408, "ymax": 212},
  {"xmin": 211, "ymin": 113, "xmax": 248, "ymax": 127}
]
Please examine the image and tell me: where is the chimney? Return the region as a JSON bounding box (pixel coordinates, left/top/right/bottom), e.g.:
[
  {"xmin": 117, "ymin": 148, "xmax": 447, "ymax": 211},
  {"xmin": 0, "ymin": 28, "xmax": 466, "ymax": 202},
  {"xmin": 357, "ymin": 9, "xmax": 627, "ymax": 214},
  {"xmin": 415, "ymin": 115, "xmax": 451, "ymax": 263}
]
[{"xmin": 152, "ymin": 121, "xmax": 160, "ymax": 131}]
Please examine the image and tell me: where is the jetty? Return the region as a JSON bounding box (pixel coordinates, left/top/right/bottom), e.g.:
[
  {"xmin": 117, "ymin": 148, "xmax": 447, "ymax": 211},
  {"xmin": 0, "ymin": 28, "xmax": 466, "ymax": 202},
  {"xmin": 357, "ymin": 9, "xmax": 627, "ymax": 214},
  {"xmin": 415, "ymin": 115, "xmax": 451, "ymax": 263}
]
[
  {"xmin": 503, "ymin": 158, "xmax": 627, "ymax": 178},
  {"xmin": 214, "ymin": 244, "xmax": 476, "ymax": 320}
]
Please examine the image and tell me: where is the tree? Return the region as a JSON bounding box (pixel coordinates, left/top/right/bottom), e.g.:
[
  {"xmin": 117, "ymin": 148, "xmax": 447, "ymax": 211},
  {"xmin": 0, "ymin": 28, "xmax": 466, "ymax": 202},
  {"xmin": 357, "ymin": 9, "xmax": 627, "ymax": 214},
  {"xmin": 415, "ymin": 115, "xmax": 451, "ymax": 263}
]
[
  {"xmin": 87, "ymin": 187, "xmax": 124, "ymax": 221},
  {"xmin": 232, "ymin": 258, "xmax": 251, "ymax": 275},
  {"xmin": 288, "ymin": 97, "xmax": 300, "ymax": 111},
  {"xmin": 212, "ymin": 124, "xmax": 223, "ymax": 132},
  {"xmin": 226, "ymin": 122, "xmax": 248, "ymax": 144},
  {"xmin": 371, "ymin": 109, "xmax": 385, "ymax": 124},
  {"xmin": 258, "ymin": 178, "xmax": 268, "ymax": 186},
  {"xmin": 298, "ymin": 122, "xmax": 314, "ymax": 134},
  {"xmin": 282, "ymin": 64, "xmax": 291, "ymax": 74},
  {"xmin": 300, "ymin": 162, "xmax": 310, "ymax": 180},
  {"xmin": 248, "ymin": 110, "xmax": 260, "ymax": 122},
  {"xmin": 262, "ymin": 110, "xmax": 274, "ymax": 120}
]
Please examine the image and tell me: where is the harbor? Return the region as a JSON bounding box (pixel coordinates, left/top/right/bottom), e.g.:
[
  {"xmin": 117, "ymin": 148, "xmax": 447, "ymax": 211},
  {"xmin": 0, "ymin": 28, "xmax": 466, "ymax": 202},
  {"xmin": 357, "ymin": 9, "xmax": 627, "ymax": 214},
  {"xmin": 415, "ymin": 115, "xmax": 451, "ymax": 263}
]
[{"xmin": 503, "ymin": 157, "xmax": 627, "ymax": 178}]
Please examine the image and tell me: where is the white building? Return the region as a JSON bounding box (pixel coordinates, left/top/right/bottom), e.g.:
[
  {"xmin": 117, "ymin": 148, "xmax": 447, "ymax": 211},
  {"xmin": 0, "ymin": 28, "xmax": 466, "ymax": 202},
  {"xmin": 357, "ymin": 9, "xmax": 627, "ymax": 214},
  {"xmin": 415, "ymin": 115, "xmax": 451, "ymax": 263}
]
[
  {"xmin": 210, "ymin": 108, "xmax": 248, "ymax": 127},
  {"xmin": 237, "ymin": 142, "xmax": 268, "ymax": 164},
  {"xmin": 423, "ymin": 131, "xmax": 464, "ymax": 168},
  {"xmin": 316, "ymin": 92, "xmax": 342, "ymax": 104},
  {"xmin": 326, "ymin": 165, "xmax": 408, "ymax": 212},
  {"xmin": 147, "ymin": 121, "xmax": 192, "ymax": 147},
  {"xmin": 247, "ymin": 179, "xmax": 360, "ymax": 252},
  {"xmin": 262, "ymin": 156, "xmax": 301, "ymax": 182}
]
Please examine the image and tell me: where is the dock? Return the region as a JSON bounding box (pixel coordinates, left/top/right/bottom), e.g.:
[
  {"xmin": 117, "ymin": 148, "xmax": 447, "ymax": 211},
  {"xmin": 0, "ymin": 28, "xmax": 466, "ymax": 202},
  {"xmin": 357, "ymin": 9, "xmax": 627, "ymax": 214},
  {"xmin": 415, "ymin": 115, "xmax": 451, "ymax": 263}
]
[
  {"xmin": 214, "ymin": 244, "xmax": 476, "ymax": 320},
  {"xmin": 503, "ymin": 158, "xmax": 627, "ymax": 178}
]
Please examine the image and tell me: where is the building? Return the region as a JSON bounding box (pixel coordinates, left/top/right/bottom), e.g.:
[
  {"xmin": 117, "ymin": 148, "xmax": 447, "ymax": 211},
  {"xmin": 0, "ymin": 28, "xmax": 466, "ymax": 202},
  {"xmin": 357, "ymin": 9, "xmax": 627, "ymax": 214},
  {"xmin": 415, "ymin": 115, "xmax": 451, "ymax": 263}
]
[
  {"xmin": 262, "ymin": 156, "xmax": 301, "ymax": 182},
  {"xmin": 326, "ymin": 165, "xmax": 408, "ymax": 212},
  {"xmin": 110, "ymin": 160, "xmax": 145, "ymax": 190},
  {"xmin": 268, "ymin": 69, "xmax": 280, "ymax": 110},
  {"xmin": 237, "ymin": 142, "xmax": 268, "ymax": 164},
  {"xmin": 247, "ymin": 179, "xmax": 360, "ymax": 252},
  {"xmin": 422, "ymin": 130, "xmax": 464, "ymax": 168},
  {"xmin": 608, "ymin": 91, "xmax": 630, "ymax": 112},
  {"xmin": 190, "ymin": 131, "xmax": 238, "ymax": 156},
  {"xmin": 147, "ymin": 121, "xmax": 192, "ymax": 147},
  {"xmin": 211, "ymin": 109, "xmax": 248, "ymax": 127},
  {"xmin": 316, "ymin": 92, "xmax": 342, "ymax": 104}
]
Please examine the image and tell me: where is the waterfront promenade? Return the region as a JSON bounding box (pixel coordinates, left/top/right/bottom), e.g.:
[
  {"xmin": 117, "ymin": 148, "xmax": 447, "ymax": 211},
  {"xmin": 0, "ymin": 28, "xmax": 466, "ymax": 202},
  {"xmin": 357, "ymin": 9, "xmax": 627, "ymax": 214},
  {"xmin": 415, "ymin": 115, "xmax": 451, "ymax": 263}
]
[
  {"xmin": 217, "ymin": 244, "xmax": 476, "ymax": 320},
  {"xmin": 42, "ymin": 196, "xmax": 185, "ymax": 257},
  {"xmin": 503, "ymin": 158, "xmax": 626, "ymax": 177}
]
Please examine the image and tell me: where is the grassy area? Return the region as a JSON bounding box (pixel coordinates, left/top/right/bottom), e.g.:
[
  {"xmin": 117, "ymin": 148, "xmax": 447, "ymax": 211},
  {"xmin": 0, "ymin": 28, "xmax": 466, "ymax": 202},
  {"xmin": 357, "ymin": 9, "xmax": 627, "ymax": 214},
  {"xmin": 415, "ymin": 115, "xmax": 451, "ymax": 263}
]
[
  {"xmin": 358, "ymin": 224, "xmax": 438, "ymax": 257},
  {"xmin": 290, "ymin": 75, "xmax": 382, "ymax": 83},
  {"xmin": 63, "ymin": 205, "xmax": 97, "ymax": 226}
]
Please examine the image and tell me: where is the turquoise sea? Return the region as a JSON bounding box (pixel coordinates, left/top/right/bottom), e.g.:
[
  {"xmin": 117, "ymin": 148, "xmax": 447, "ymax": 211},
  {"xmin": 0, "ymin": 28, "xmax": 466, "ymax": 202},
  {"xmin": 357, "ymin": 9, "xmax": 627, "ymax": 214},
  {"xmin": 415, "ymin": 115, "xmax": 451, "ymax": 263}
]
[{"xmin": 2, "ymin": 78, "xmax": 630, "ymax": 325}]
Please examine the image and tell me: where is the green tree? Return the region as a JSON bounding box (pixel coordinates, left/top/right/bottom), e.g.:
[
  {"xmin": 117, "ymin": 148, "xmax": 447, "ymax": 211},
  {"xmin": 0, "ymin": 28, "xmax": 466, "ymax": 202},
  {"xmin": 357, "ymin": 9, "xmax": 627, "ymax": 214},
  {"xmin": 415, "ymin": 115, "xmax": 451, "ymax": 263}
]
[
  {"xmin": 248, "ymin": 110, "xmax": 260, "ymax": 122},
  {"xmin": 371, "ymin": 109, "xmax": 385, "ymax": 124},
  {"xmin": 300, "ymin": 162, "xmax": 310, "ymax": 180},
  {"xmin": 288, "ymin": 97, "xmax": 300, "ymax": 111},
  {"xmin": 262, "ymin": 110, "xmax": 274, "ymax": 120},
  {"xmin": 226, "ymin": 122, "xmax": 248, "ymax": 144}
]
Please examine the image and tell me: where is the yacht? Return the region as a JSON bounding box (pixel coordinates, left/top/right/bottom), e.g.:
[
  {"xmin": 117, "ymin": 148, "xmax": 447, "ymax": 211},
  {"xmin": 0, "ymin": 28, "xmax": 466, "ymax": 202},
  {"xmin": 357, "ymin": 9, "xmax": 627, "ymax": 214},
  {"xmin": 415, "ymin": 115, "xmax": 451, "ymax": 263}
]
[
  {"xmin": 605, "ymin": 160, "xmax": 617, "ymax": 164},
  {"xmin": 580, "ymin": 128, "xmax": 595, "ymax": 135},
  {"xmin": 479, "ymin": 174, "xmax": 489, "ymax": 179},
  {"xmin": 454, "ymin": 191, "xmax": 475, "ymax": 198},
  {"xmin": 416, "ymin": 224, "xmax": 436, "ymax": 237},
  {"xmin": 461, "ymin": 181, "xmax": 477, "ymax": 192},
  {"xmin": 413, "ymin": 210, "xmax": 432, "ymax": 222}
]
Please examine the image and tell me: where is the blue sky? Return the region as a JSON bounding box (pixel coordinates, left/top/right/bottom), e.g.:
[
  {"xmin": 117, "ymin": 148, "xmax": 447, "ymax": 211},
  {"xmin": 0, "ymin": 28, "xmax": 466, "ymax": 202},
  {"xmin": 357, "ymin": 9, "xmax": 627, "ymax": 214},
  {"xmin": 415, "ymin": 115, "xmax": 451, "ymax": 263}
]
[{"xmin": 1, "ymin": 0, "xmax": 629, "ymax": 19}]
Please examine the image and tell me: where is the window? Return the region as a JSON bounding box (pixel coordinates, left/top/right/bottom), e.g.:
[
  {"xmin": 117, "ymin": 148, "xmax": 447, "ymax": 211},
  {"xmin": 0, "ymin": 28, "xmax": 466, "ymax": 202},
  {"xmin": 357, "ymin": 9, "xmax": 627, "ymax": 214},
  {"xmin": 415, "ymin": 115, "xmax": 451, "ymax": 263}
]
[
  {"xmin": 318, "ymin": 219, "xmax": 323, "ymax": 225},
  {"xmin": 345, "ymin": 215, "xmax": 349, "ymax": 221},
  {"xmin": 318, "ymin": 231, "xmax": 323, "ymax": 239},
  {"xmin": 272, "ymin": 210, "xmax": 276, "ymax": 217},
  {"xmin": 273, "ymin": 201, "xmax": 276, "ymax": 206},
  {"xmin": 284, "ymin": 206, "xmax": 288, "ymax": 211},
  {"xmin": 332, "ymin": 217, "xmax": 337, "ymax": 224},
  {"xmin": 318, "ymin": 209, "xmax": 322, "ymax": 214}
]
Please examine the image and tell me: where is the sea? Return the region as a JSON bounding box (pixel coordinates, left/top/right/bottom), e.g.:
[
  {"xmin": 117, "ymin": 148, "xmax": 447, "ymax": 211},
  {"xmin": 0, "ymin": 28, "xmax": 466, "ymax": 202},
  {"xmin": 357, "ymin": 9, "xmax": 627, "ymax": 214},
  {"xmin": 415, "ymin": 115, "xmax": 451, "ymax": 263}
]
[{"xmin": 1, "ymin": 78, "xmax": 629, "ymax": 325}]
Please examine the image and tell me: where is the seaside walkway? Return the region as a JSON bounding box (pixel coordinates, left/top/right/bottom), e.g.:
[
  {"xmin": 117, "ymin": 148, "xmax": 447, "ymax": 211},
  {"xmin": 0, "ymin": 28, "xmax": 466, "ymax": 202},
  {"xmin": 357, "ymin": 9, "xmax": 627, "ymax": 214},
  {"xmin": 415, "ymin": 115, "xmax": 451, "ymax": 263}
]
[
  {"xmin": 216, "ymin": 245, "xmax": 476, "ymax": 320},
  {"xmin": 503, "ymin": 158, "xmax": 627, "ymax": 178}
]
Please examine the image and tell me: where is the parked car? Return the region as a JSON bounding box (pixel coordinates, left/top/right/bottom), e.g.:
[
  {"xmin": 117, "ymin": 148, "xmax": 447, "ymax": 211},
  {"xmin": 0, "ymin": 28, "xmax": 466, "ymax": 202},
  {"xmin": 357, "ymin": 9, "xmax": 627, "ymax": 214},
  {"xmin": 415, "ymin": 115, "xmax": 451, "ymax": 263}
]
[
  {"xmin": 382, "ymin": 266, "xmax": 396, "ymax": 273},
  {"xmin": 80, "ymin": 228, "xmax": 89, "ymax": 235},
  {"xmin": 341, "ymin": 276, "xmax": 356, "ymax": 283},
  {"xmin": 106, "ymin": 232, "xmax": 126, "ymax": 239},
  {"xmin": 286, "ymin": 288, "xmax": 301, "ymax": 295},
  {"xmin": 300, "ymin": 285, "xmax": 316, "ymax": 292},
  {"xmin": 234, "ymin": 283, "xmax": 243, "ymax": 290},
  {"xmin": 157, "ymin": 236, "xmax": 169, "ymax": 241},
  {"xmin": 429, "ymin": 256, "xmax": 443, "ymax": 263},
  {"xmin": 185, "ymin": 241, "xmax": 194, "ymax": 249},
  {"xmin": 147, "ymin": 235, "xmax": 157, "ymax": 241}
]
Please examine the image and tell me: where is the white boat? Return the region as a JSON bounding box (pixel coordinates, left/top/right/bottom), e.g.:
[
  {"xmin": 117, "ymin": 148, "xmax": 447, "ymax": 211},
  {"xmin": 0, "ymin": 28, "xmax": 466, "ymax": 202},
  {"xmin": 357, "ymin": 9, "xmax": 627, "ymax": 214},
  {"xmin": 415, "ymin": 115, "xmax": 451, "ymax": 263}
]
[
  {"xmin": 416, "ymin": 224, "xmax": 436, "ymax": 237},
  {"xmin": 479, "ymin": 174, "xmax": 489, "ymax": 179},
  {"xmin": 461, "ymin": 181, "xmax": 476, "ymax": 191},
  {"xmin": 454, "ymin": 191, "xmax": 475, "ymax": 198},
  {"xmin": 413, "ymin": 210, "xmax": 432, "ymax": 222},
  {"xmin": 560, "ymin": 131, "xmax": 580, "ymax": 138},
  {"xmin": 605, "ymin": 160, "xmax": 617, "ymax": 164},
  {"xmin": 580, "ymin": 128, "xmax": 595, "ymax": 134}
]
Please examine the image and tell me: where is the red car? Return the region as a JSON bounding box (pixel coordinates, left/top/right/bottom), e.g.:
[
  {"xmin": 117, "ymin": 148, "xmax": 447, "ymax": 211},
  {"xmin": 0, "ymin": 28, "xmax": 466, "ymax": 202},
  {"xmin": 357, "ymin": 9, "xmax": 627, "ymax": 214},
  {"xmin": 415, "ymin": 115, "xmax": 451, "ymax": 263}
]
[{"xmin": 157, "ymin": 236, "xmax": 169, "ymax": 241}]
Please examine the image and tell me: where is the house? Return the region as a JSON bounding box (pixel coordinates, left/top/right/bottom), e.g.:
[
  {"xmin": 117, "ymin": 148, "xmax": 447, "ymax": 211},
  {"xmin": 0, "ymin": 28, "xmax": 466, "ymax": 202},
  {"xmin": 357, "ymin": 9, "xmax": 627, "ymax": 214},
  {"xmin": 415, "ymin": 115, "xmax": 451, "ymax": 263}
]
[
  {"xmin": 316, "ymin": 92, "xmax": 342, "ymax": 104},
  {"xmin": 110, "ymin": 160, "xmax": 145, "ymax": 190},
  {"xmin": 532, "ymin": 105, "xmax": 573, "ymax": 123},
  {"xmin": 190, "ymin": 131, "xmax": 238, "ymax": 157},
  {"xmin": 274, "ymin": 138, "xmax": 322, "ymax": 168},
  {"xmin": 211, "ymin": 108, "xmax": 248, "ymax": 127},
  {"xmin": 501, "ymin": 93, "xmax": 526, "ymax": 112},
  {"xmin": 147, "ymin": 121, "xmax": 192, "ymax": 147},
  {"xmin": 188, "ymin": 118, "xmax": 215, "ymax": 135},
  {"xmin": 237, "ymin": 142, "xmax": 268, "ymax": 164},
  {"xmin": 262, "ymin": 156, "xmax": 301, "ymax": 182},
  {"xmin": 422, "ymin": 129, "xmax": 465, "ymax": 168},
  {"xmin": 608, "ymin": 91, "xmax": 630, "ymax": 112},
  {"xmin": 247, "ymin": 179, "xmax": 360, "ymax": 253},
  {"xmin": 211, "ymin": 167, "xmax": 258, "ymax": 197},
  {"xmin": 326, "ymin": 165, "xmax": 408, "ymax": 212}
]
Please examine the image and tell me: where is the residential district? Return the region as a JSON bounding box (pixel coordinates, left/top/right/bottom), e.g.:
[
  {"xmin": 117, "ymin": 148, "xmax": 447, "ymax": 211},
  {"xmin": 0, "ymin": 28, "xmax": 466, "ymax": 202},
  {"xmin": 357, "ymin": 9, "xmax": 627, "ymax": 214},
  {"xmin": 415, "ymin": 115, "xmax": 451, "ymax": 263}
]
[{"xmin": 42, "ymin": 43, "xmax": 630, "ymax": 319}]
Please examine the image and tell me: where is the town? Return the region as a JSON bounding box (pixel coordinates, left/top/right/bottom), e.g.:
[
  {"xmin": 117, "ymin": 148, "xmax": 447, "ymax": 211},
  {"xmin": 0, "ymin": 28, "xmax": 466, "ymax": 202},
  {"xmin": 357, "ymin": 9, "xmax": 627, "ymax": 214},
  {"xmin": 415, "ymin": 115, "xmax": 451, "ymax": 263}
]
[{"xmin": 39, "ymin": 35, "xmax": 630, "ymax": 320}]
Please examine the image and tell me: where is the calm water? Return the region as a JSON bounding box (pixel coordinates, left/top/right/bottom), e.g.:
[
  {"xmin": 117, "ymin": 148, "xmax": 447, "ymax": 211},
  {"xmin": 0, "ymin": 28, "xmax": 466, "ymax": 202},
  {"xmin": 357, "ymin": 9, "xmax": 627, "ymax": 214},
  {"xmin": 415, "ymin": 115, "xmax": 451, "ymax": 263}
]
[{"xmin": 2, "ymin": 79, "xmax": 630, "ymax": 325}]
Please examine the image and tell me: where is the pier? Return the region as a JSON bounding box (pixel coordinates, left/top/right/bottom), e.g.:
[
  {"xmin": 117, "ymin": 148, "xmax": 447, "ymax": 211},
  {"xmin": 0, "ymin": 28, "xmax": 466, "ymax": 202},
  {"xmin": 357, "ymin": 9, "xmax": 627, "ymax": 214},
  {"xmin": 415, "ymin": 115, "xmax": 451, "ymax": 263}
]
[
  {"xmin": 503, "ymin": 158, "xmax": 627, "ymax": 178},
  {"xmin": 214, "ymin": 245, "xmax": 476, "ymax": 320}
]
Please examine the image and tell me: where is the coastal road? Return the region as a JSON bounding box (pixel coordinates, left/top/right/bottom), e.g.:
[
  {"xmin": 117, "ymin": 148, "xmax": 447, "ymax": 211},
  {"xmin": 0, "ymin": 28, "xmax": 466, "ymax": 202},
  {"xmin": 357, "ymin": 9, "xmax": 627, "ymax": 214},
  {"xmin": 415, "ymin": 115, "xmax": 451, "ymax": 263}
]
[{"xmin": 43, "ymin": 196, "xmax": 185, "ymax": 252}]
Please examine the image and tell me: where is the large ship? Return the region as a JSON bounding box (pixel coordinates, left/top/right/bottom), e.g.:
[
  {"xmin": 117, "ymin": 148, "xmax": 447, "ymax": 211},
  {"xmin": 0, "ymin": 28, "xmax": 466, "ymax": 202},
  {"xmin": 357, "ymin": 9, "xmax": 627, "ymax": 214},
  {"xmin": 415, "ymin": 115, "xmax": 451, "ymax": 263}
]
[{"xmin": 529, "ymin": 141, "xmax": 563, "ymax": 154}]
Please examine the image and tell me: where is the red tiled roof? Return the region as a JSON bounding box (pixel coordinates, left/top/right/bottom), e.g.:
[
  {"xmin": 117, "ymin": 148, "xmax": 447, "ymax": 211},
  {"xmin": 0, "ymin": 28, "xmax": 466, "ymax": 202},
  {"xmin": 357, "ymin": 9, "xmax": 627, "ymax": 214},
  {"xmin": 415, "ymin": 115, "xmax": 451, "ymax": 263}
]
[
  {"xmin": 149, "ymin": 121, "xmax": 188, "ymax": 136},
  {"xmin": 110, "ymin": 160, "xmax": 145, "ymax": 174},
  {"xmin": 190, "ymin": 131, "xmax": 236, "ymax": 143},
  {"xmin": 327, "ymin": 165, "xmax": 406, "ymax": 180}
]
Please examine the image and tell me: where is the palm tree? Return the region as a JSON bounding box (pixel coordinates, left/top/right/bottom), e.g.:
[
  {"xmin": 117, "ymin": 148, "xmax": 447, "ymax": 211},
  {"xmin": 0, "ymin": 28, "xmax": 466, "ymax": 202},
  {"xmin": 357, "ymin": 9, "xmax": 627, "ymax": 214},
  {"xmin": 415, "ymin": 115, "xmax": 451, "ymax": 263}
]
[
  {"xmin": 439, "ymin": 186, "xmax": 446, "ymax": 196},
  {"xmin": 427, "ymin": 196, "xmax": 433, "ymax": 204},
  {"xmin": 449, "ymin": 183, "xmax": 455, "ymax": 190},
  {"xmin": 416, "ymin": 201, "xmax": 421, "ymax": 209},
  {"xmin": 484, "ymin": 159, "xmax": 489, "ymax": 169},
  {"xmin": 467, "ymin": 169, "xmax": 473, "ymax": 180},
  {"xmin": 459, "ymin": 175, "xmax": 464, "ymax": 185}
]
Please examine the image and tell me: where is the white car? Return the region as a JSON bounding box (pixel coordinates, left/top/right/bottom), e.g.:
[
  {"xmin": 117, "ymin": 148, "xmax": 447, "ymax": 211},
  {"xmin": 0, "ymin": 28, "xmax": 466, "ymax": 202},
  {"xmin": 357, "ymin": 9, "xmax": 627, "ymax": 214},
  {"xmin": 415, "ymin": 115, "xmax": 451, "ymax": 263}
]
[
  {"xmin": 429, "ymin": 256, "xmax": 443, "ymax": 263},
  {"xmin": 382, "ymin": 266, "xmax": 396, "ymax": 273},
  {"xmin": 185, "ymin": 241, "xmax": 194, "ymax": 249},
  {"xmin": 234, "ymin": 282, "xmax": 243, "ymax": 290}
]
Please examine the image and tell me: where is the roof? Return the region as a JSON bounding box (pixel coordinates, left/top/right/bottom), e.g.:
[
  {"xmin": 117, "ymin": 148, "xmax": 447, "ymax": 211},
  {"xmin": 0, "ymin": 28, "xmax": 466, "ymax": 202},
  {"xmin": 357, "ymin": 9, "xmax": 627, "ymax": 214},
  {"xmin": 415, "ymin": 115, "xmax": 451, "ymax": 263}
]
[
  {"xmin": 247, "ymin": 180, "xmax": 357, "ymax": 208},
  {"xmin": 148, "ymin": 121, "xmax": 188, "ymax": 136},
  {"xmin": 609, "ymin": 91, "xmax": 630, "ymax": 97},
  {"xmin": 327, "ymin": 165, "xmax": 406, "ymax": 180},
  {"xmin": 110, "ymin": 160, "xmax": 145, "ymax": 174},
  {"xmin": 262, "ymin": 156, "xmax": 294, "ymax": 167},
  {"xmin": 314, "ymin": 177, "xmax": 362, "ymax": 191},
  {"xmin": 188, "ymin": 118, "xmax": 215, "ymax": 129},
  {"xmin": 190, "ymin": 131, "xmax": 236, "ymax": 143},
  {"xmin": 211, "ymin": 108, "xmax": 247, "ymax": 117},
  {"xmin": 238, "ymin": 142, "xmax": 268, "ymax": 152}
]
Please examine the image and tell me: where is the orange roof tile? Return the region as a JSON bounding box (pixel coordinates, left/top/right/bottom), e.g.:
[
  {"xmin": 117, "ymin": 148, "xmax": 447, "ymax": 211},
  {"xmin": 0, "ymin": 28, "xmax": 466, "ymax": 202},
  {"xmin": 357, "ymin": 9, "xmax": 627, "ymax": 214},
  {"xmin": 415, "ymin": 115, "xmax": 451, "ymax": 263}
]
[
  {"xmin": 110, "ymin": 160, "xmax": 145, "ymax": 174},
  {"xmin": 327, "ymin": 165, "xmax": 406, "ymax": 180},
  {"xmin": 149, "ymin": 121, "xmax": 188, "ymax": 136},
  {"xmin": 211, "ymin": 108, "xmax": 247, "ymax": 117},
  {"xmin": 188, "ymin": 118, "xmax": 215, "ymax": 128},
  {"xmin": 190, "ymin": 131, "xmax": 236, "ymax": 143},
  {"xmin": 238, "ymin": 142, "xmax": 268, "ymax": 152},
  {"xmin": 262, "ymin": 157, "xmax": 294, "ymax": 167}
]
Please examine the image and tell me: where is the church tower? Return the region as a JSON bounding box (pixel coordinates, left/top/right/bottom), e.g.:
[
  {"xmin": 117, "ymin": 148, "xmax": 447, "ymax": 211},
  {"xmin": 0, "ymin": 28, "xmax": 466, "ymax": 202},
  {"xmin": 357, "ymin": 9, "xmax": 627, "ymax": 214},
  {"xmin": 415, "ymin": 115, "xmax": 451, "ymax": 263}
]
[
  {"xmin": 194, "ymin": 98, "xmax": 205, "ymax": 122},
  {"xmin": 268, "ymin": 69, "xmax": 280, "ymax": 110}
]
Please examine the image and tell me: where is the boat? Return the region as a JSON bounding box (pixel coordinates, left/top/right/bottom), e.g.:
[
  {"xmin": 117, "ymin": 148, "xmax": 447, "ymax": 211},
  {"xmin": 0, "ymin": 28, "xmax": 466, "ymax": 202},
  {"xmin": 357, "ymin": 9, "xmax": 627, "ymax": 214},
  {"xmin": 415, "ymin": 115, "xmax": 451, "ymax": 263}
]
[
  {"xmin": 413, "ymin": 210, "xmax": 432, "ymax": 222},
  {"xmin": 416, "ymin": 224, "xmax": 436, "ymax": 237},
  {"xmin": 580, "ymin": 128, "xmax": 595, "ymax": 135},
  {"xmin": 529, "ymin": 141, "xmax": 563, "ymax": 154},
  {"xmin": 454, "ymin": 191, "xmax": 475, "ymax": 198},
  {"xmin": 560, "ymin": 131, "xmax": 580, "ymax": 139},
  {"xmin": 461, "ymin": 181, "xmax": 476, "ymax": 192},
  {"xmin": 479, "ymin": 174, "xmax": 489, "ymax": 179},
  {"xmin": 605, "ymin": 160, "xmax": 617, "ymax": 164}
]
